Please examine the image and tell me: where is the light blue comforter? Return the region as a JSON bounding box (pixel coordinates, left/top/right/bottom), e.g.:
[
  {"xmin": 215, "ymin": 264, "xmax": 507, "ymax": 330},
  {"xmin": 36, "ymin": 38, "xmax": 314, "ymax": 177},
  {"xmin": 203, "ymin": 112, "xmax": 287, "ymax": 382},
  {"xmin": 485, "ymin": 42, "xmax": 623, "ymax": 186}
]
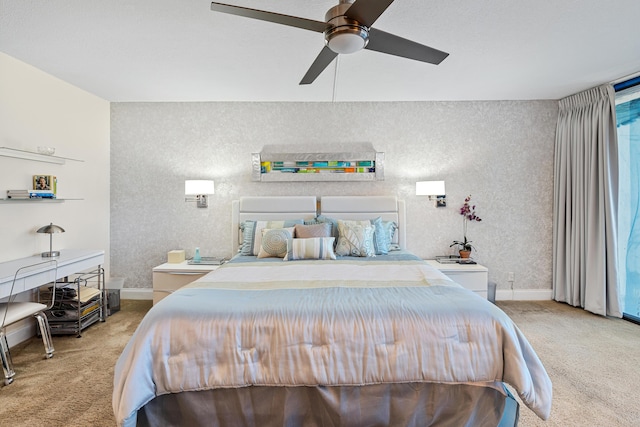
[{"xmin": 113, "ymin": 258, "xmax": 552, "ymax": 426}]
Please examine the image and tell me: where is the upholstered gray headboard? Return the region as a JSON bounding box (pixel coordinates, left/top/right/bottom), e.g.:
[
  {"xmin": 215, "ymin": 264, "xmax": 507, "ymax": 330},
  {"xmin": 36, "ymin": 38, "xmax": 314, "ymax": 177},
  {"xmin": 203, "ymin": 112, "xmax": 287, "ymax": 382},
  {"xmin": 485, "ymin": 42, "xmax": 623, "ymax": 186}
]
[{"xmin": 320, "ymin": 196, "xmax": 406, "ymax": 249}]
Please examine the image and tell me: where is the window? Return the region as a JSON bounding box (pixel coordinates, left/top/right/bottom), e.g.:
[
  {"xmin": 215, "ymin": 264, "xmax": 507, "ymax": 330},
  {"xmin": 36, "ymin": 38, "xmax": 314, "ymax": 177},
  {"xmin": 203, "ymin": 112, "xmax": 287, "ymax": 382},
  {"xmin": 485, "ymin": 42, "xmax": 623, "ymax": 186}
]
[{"xmin": 614, "ymin": 76, "xmax": 640, "ymax": 322}]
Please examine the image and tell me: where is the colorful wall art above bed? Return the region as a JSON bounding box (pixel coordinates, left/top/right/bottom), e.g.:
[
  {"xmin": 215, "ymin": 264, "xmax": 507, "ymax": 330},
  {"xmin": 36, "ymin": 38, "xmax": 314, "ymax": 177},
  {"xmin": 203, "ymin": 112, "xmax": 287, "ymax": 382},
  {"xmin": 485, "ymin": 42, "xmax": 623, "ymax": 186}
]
[{"xmin": 252, "ymin": 143, "xmax": 384, "ymax": 182}]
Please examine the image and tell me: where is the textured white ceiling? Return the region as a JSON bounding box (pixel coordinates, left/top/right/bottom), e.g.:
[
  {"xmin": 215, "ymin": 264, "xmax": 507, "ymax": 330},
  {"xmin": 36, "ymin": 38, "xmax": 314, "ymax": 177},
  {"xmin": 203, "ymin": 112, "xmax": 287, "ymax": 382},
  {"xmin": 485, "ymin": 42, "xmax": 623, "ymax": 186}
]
[{"xmin": 2, "ymin": 0, "xmax": 640, "ymax": 102}]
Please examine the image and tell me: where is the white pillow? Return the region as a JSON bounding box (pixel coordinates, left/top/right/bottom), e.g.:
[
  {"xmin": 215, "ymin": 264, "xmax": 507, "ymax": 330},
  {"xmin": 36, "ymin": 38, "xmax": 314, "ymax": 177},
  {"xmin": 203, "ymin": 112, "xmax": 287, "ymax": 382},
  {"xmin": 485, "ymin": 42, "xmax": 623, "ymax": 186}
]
[
  {"xmin": 335, "ymin": 220, "xmax": 376, "ymax": 257},
  {"xmin": 284, "ymin": 237, "xmax": 337, "ymax": 261}
]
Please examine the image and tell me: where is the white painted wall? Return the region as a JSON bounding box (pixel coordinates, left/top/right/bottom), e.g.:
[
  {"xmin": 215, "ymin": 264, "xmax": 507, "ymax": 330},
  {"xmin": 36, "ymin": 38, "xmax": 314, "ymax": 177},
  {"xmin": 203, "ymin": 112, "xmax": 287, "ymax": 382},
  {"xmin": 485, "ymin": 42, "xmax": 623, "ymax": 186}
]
[{"xmin": 0, "ymin": 52, "xmax": 110, "ymax": 274}]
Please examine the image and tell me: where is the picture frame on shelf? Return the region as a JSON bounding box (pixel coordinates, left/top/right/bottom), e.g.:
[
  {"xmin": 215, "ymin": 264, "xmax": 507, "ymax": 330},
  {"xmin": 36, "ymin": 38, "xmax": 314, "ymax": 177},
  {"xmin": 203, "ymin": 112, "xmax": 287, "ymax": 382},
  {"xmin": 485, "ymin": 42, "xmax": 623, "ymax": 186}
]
[{"xmin": 33, "ymin": 175, "xmax": 57, "ymax": 195}]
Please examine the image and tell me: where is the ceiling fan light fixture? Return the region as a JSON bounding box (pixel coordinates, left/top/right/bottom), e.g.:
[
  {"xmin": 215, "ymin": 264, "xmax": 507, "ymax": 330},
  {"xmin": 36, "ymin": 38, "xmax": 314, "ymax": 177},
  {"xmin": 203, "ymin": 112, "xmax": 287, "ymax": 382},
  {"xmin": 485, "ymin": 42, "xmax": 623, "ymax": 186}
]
[{"xmin": 325, "ymin": 25, "xmax": 369, "ymax": 54}]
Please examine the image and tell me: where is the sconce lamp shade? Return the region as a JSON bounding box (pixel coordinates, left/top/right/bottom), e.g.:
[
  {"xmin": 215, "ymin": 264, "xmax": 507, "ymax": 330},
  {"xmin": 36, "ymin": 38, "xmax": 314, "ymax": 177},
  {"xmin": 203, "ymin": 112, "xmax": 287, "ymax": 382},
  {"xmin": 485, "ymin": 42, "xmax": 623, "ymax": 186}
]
[
  {"xmin": 37, "ymin": 222, "xmax": 65, "ymax": 257},
  {"xmin": 416, "ymin": 181, "xmax": 446, "ymax": 196},
  {"xmin": 185, "ymin": 180, "xmax": 215, "ymax": 195},
  {"xmin": 185, "ymin": 180, "xmax": 215, "ymax": 208}
]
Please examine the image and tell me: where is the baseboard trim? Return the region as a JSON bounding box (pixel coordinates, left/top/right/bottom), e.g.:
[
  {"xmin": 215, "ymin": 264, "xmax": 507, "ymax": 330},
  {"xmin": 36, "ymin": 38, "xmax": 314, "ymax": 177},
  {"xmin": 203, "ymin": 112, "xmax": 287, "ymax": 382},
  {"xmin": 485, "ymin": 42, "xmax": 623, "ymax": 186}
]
[
  {"xmin": 121, "ymin": 288, "xmax": 153, "ymax": 300},
  {"xmin": 6, "ymin": 323, "xmax": 37, "ymax": 348},
  {"xmin": 496, "ymin": 289, "xmax": 553, "ymax": 301}
]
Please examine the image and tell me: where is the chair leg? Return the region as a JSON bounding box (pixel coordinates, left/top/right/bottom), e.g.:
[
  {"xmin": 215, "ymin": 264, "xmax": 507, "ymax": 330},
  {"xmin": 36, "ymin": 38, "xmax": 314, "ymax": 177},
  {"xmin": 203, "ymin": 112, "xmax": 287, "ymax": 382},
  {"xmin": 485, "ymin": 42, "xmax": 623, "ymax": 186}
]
[
  {"xmin": 34, "ymin": 312, "xmax": 55, "ymax": 359},
  {"xmin": 0, "ymin": 332, "xmax": 16, "ymax": 385}
]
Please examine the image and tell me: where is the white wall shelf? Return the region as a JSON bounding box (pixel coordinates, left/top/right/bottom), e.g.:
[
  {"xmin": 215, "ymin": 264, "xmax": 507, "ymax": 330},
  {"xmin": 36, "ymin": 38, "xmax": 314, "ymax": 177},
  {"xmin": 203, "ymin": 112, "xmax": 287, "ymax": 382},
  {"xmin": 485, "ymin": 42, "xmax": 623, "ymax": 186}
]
[
  {"xmin": 0, "ymin": 198, "xmax": 83, "ymax": 204},
  {"xmin": 0, "ymin": 147, "xmax": 83, "ymax": 164}
]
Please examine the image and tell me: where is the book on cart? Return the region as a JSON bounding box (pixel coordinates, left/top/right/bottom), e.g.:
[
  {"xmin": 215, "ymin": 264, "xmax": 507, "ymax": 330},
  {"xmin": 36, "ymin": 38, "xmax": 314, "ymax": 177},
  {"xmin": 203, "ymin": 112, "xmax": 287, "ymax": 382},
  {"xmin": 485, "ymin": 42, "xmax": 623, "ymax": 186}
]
[{"xmin": 72, "ymin": 285, "xmax": 101, "ymax": 303}]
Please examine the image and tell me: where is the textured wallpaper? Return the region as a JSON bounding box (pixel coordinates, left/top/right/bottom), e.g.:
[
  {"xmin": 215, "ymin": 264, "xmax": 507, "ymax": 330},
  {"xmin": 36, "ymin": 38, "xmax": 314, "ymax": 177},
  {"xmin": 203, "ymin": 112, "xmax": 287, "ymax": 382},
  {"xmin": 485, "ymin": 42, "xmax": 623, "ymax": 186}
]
[{"xmin": 110, "ymin": 101, "xmax": 558, "ymax": 293}]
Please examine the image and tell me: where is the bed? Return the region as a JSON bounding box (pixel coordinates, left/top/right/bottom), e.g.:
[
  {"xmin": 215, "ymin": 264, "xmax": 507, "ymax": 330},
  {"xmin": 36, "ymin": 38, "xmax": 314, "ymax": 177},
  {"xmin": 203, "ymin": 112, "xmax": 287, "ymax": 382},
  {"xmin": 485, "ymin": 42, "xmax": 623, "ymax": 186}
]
[{"xmin": 113, "ymin": 196, "xmax": 552, "ymax": 426}]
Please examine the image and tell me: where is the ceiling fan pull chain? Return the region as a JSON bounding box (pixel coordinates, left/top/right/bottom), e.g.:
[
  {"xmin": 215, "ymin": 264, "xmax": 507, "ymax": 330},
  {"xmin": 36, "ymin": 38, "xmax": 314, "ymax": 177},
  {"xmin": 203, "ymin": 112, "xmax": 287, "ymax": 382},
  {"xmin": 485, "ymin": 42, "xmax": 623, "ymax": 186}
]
[{"xmin": 332, "ymin": 56, "xmax": 341, "ymax": 103}]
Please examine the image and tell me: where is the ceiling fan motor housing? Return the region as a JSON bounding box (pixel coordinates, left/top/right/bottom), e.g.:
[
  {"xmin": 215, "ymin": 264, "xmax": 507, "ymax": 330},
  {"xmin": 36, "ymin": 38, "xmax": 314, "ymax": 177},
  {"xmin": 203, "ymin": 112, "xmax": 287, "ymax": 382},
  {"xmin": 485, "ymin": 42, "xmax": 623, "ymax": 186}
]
[{"xmin": 324, "ymin": 3, "xmax": 369, "ymax": 54}]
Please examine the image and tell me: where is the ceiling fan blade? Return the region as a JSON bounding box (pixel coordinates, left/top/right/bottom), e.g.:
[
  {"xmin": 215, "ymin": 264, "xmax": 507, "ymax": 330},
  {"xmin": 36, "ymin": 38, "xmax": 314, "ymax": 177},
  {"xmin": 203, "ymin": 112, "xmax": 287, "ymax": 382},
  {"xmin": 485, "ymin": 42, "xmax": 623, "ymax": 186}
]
[
  {"xmin": 344, "ymin": 0, "xmax": 395, "ymax": 28},
  {"xmin": 210, "ymin": 2, "xmax": 327, "ymax": 33},
  {"xmin": 300, "ymin": 46, "xmax": 339, "ymax": 85},
  {"xmin": 366, "ymin": 28, "xmax": 449, "ymax": 65}
]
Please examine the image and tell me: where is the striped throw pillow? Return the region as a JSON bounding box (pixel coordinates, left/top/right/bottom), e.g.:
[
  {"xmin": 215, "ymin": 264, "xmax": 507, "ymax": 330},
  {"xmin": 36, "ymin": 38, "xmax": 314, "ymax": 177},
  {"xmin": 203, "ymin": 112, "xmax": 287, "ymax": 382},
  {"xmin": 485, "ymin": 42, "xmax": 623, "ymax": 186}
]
[{"xmin": 284, "ymin": 237, "xmax": 336, "ymax": 261}]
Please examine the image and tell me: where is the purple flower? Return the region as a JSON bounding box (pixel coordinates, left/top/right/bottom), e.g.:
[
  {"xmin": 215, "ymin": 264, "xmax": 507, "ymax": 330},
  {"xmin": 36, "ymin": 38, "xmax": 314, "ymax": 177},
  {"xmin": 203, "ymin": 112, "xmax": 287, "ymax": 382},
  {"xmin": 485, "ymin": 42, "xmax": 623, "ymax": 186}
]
[
  {"xmin": 453, "ymin": 195, "xmax": 482, "ymax": 252},
  {"xmin": 459, "ymin": 195, "xmax": 481, "ymax": 222}
]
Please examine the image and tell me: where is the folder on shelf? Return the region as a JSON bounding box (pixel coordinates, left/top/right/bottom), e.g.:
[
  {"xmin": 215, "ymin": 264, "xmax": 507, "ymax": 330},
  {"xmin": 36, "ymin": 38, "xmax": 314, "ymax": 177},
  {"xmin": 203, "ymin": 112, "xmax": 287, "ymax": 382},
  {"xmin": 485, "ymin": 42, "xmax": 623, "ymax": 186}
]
[{"xmin": 74, "ymin": 286, "xmax": 101, "ymax": 303}]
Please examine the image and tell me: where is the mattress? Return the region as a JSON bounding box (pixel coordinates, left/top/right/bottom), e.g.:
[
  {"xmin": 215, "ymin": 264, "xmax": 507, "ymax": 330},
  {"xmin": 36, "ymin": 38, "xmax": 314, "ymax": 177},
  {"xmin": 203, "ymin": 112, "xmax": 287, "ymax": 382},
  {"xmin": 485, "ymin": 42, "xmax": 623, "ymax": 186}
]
[{"xmin": 113, "ymin": 254, "xmax": 552, "ymax": 426}]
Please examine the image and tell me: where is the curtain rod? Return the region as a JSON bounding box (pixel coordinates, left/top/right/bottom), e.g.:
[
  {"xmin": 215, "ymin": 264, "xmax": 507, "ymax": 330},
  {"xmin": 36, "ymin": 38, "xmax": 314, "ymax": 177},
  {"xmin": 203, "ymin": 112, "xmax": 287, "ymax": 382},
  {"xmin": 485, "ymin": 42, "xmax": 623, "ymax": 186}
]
[{"xmin": 610, "ymin": 70, "xmax": 640, "ymax": 85}]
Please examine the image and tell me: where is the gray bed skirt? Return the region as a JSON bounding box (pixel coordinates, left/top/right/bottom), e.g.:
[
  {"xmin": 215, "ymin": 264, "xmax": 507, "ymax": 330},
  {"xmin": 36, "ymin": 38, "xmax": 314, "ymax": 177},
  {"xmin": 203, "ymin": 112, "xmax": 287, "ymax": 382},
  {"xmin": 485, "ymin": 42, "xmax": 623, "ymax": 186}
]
[{"xmin": 137, "ymin": 382, "xmax": 519, "ymax": 427}]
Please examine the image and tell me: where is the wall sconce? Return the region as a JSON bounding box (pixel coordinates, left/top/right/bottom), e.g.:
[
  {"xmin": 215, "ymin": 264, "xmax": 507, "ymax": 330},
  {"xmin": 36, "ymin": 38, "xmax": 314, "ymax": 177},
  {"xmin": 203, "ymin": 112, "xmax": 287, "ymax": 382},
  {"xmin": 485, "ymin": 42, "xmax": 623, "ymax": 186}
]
[
  {"xmin": 416, "ymin": 181, "xmax": 446, "ymax": 207},
  {"xmin": 37, "ymin": 222, "xmax": 65, "ymax": 257},
  {"xmin": 185, "ymin": 180, "xmax": 215, "ymax": 208}
]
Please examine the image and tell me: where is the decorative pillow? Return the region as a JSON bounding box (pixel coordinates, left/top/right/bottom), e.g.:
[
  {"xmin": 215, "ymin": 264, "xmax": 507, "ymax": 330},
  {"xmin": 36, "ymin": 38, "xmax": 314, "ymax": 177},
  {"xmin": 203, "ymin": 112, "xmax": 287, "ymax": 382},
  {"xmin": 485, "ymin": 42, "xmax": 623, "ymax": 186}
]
[
  {"xmin": 240, "ymin": 219, "xmax": 304, "ymax": 255},
  {"xmin": 284, "ymin": 237, "xmax": 336, "ymax": 261},
  {"xmin": 257, "ymin": 227, "xmax": 294, "ymax": 259},
  {"xmin": 335, "ymin": 220, "xmax": 376, "ymax": 257},
  {"xmin": 315, "ymin": 215, "xmax": 339, "ymax": 242},
  {"xmin": 369, "ymin": 217, "xmax": 386, "ymax": 255},
  {"xmin": 370, "ymin": 217, "xmax": 399, "ymax": 255},
  {"xmin": 382, "ymin": 221, "xmax": 399, "ymax": 250},
  {"xmin": 294, "ymin": 223, "xmax": 332, "ymax": 238}
]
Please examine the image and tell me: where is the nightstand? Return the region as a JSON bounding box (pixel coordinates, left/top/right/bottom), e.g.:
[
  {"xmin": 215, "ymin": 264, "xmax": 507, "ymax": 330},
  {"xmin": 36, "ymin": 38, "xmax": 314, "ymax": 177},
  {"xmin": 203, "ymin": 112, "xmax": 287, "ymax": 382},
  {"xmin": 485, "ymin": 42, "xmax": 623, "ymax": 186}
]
[
  {"xmin": 424, "ymin": 259, "xmax": 489, "ymax": 298},
  {"xmin": 152, "ymin": 261, "xmax": 221, "ymax": 305}
]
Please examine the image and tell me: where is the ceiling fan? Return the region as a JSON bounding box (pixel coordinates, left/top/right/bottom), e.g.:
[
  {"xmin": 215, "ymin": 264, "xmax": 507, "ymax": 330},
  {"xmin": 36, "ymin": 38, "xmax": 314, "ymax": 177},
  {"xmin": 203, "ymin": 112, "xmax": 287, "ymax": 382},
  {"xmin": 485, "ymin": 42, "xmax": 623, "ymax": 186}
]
[{"xmin": 210, "ymin": 0, "xmax": 449, "ymax": 85}]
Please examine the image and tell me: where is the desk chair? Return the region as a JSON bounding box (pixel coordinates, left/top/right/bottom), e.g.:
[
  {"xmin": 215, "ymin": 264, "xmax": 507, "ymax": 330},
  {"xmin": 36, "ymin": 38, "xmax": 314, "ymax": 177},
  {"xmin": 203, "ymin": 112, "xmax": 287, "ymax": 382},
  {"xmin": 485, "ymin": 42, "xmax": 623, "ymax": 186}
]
[{"xmin": 0, "ymin": 260, "xmax": 58, "ymax": 385}]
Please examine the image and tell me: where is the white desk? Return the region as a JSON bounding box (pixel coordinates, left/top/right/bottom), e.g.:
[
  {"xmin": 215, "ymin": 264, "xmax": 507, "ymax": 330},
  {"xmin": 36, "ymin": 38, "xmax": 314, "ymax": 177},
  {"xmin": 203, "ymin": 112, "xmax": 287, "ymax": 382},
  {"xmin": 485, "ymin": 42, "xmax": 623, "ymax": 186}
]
[
  {"xmin": 0, "ymin": 249, "xmax": 105, "ymax": 299},
  {"xmin": 1, "ymin": 249, "xmax": 106, "ymax": 335}
]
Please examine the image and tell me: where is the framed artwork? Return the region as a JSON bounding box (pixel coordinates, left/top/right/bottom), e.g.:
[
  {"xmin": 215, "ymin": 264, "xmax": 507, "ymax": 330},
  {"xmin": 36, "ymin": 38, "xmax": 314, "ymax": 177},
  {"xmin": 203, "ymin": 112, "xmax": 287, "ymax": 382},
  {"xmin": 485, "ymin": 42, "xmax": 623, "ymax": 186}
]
[{"xmin": 33, "ymin": 175, "xmax": 57, "ymax": 194}]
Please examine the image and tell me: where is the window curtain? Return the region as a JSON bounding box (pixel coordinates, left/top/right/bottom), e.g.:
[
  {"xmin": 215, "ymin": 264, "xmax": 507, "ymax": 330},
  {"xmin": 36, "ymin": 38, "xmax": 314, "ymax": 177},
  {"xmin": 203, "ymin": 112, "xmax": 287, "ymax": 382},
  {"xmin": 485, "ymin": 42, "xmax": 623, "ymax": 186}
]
[{"xmin": 553, "ymin": 84, "xmax": 622, "ymax": 317}]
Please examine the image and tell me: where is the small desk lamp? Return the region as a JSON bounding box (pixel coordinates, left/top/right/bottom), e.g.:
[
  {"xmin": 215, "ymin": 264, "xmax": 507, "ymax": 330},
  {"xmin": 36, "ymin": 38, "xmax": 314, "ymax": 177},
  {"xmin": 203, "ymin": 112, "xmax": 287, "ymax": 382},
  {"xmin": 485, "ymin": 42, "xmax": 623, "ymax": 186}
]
[{"xmin": 37, "ymin": 223, "xmax": 65, "ymax": 257}]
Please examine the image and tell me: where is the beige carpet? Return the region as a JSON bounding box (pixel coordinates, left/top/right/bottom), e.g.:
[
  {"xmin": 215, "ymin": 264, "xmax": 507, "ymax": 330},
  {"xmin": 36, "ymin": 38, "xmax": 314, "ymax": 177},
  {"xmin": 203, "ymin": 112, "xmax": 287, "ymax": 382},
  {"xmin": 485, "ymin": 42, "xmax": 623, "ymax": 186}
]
[
  {"xmin": 1, "ymin": 299, "xmax": 638, "ymax": 426},
  {"xmin": 0, "ymin": 300, "xmax": 150, "ymax": 426},
  {"xmin": 499, "ymin": 301, "xmax": 640, "ymax": 427}
]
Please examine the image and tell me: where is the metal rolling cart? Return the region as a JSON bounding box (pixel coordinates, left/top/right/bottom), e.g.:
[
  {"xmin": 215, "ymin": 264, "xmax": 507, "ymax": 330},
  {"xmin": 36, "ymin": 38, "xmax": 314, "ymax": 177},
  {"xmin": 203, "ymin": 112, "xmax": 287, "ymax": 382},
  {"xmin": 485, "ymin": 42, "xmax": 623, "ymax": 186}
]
[{"xmin": 40, "ymin": 267, "xmax": 105, "ymax": 337}]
